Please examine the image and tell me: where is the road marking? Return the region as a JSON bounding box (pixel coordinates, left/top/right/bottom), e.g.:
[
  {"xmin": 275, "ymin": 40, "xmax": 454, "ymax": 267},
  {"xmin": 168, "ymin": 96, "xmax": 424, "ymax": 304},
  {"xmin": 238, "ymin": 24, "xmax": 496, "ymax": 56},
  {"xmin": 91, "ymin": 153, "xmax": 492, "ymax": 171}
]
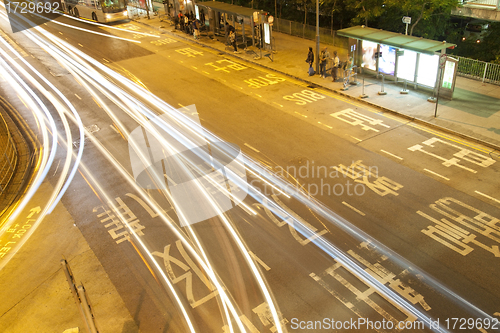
[
  {"xmin": 59, "ymin": 32, "xmax": 63, "ymax": 35},
  {"xmin": 249, "ymin": 251, "xmax": 270, "ymax": 271},
  {"xmin": 475, "ymin": 191, "xmax": 500, "ymax": 204},
  {"xmin": 423, "ymin": 168, "xmax": 449, "ymax": 181},
  {"xmin": 244, "ymin": 143, "xmax": 260, "ymax": 153},
  {"xmin": 255, "ymin": 94, "xmax": 262, "ymax": 98},
  {"xmin": 103, "ymin": 58, "xmax": 109, "ymax": 63},
  {"xmin": 109, "ymin": 124, "xmax": 119, "ymax": 133},
  {"xmin": 380, "ymin": 149, "xmax": 403, "ymax": 160},
  {"xmin": 273, "ymin": 102, "xmax": 283, "ymax": 107},
  {"xmin": 233, "ymin": 85, "xmax": 243, "ymax": 89},
  {"xmin": 409, "ymin": 123, "xmax": 491, "ymax": 154},
  {"xmin": 318, "ymin": 122, "xmax": 332, "ymax": 129},
  {"xmin": 203, "ymin": 71, "xmax": 210, "ymax": 75},
  {"xmin": 192, "ymin": 66, "xmax": 198, "ymax": 69},
  {"xmin": 295, "ymin": 112, "xmax": 307, "ymax": 118},
  {"xmin": 78, "ymin": 43, "xmax": 84, "ymax": 47},
  {"xmin": 350, "ymin": 136, "xmax": 362, "ymax": 142},
  {"xmin": 75, "ymin": 94, "xmax": 82, "ymax": 100},
  {"xmin": 53, "ymin": 160, "xmax": 61, "ymax": 176},
  {"xmin": 342, "ymin": 201, "xmax": 365, "ymax": 216}
]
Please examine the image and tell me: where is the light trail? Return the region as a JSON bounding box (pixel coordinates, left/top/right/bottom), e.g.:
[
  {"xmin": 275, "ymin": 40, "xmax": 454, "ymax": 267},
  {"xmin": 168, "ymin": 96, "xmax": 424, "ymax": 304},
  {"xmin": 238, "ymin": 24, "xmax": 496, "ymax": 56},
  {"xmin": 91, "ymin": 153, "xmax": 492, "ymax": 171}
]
[
  {"xmin": 29, "ymin": 25, "xmax": 492, "ymax": 330},
  {"xmin": 0, "ymin": 8, "xmax": 494, "ymax": 332}
]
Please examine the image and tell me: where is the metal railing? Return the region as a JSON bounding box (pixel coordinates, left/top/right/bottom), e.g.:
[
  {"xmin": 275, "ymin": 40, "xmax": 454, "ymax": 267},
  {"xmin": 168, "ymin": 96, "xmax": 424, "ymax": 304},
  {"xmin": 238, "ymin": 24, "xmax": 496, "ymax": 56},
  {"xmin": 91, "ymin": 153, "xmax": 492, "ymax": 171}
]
[
  {"xmin": 0, "ymin": 112, "xmax": 18, "ymax": 194},
  {"xmin": 462, "ymin": 0, "xmax": 500, "ymax": 8},
  {"xmin": 456, "ymin": 56, "xmax": 500, "ymax": 84},
  {"xmin": 273, "ymin": 18, "xmax": 348, "ymax": 49}
]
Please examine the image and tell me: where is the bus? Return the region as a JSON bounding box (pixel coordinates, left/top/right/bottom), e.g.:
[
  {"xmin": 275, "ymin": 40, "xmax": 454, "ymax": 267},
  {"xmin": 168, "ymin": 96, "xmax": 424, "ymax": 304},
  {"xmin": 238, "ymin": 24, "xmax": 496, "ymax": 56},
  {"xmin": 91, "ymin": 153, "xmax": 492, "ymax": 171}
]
[{"xmin": 61, "ymin": 0, "xmax": 129, "ymax": 23}]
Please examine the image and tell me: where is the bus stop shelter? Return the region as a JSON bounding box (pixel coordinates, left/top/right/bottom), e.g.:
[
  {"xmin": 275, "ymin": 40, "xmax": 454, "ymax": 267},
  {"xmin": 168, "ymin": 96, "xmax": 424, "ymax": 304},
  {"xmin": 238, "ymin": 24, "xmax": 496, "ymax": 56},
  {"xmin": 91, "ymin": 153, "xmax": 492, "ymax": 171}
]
[
  {"xmin": 196, "ymin": 1, "xmax": 266, "ymax": 47},
  {"xmin": 337, "ymin": 26, "xmax": 458, "ymax": 99}
]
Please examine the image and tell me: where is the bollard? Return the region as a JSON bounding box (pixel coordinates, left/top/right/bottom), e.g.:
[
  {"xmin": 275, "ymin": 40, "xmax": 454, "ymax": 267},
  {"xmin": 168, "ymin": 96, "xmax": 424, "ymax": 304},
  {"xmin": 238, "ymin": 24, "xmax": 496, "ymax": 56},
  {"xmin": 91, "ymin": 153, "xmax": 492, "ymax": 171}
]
[
  {"xmin": 359, "ymin": 74, "xmax": 368, "ymax": 98},
  {"xmin": 378, "ymin": 74, "xmax": 387, "ymax": 95},
  {"xmin": 400, "ymin": 79, "xmax": 409, "ymax": 94}
]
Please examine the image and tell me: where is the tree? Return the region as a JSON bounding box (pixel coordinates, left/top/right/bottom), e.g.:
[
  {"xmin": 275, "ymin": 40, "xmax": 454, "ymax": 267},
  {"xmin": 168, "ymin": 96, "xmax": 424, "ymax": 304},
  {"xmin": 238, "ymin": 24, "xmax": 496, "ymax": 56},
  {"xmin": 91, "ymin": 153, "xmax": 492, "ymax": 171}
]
[
  {"xmin": 383, "ymin": 0, "xmax": 459, "ymax": 37},
  {"xmin": 344, "ymin": 0, "xmax": 384, "ymax": 26}
]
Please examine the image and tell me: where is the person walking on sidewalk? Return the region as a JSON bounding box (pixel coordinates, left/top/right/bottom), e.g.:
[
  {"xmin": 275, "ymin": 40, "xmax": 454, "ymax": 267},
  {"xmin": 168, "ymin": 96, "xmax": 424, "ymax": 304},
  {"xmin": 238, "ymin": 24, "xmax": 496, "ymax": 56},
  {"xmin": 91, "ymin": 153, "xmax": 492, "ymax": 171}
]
[
  {"xmin": 229, "ymin": 30, "xmax": 238, "ymax": 52},
  {"xmin": 306, "ymin": 47, "xmax": 314, "ymax": 73},
  {"xmin": 331, "ymin": 50, "xmax": 340, "ymax": 82},
  {"xmin": 319, "ymin": 47, "xmax": 330, "ymax": 78}
]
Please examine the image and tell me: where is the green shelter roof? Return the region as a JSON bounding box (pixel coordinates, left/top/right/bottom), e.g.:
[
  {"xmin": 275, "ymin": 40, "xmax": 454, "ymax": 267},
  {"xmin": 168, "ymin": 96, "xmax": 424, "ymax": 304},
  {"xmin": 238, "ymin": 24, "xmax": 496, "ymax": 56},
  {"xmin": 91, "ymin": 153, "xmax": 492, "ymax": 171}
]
[
  {"xmin": 196, "ymin": 1, "xmax": 266, "ymax": 18},
  {"xmin": 337, "ymin": 26, "xmax": 456, "ymax": 55}
]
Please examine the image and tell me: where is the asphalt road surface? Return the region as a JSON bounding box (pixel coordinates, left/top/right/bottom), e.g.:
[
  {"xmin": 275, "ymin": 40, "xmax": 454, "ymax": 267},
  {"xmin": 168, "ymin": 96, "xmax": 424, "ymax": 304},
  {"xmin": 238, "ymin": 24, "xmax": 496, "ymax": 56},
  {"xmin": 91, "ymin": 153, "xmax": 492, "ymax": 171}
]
[{"xmin": 0, "ymin": 12, "xmax": 499, "ymax": 333}]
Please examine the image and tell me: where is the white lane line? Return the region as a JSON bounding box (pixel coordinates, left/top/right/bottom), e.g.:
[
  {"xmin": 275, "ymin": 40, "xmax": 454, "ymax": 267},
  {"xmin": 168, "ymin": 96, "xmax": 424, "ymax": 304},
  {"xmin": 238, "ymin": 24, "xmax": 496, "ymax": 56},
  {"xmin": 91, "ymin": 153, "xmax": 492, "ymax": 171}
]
[
  {"xmin": 380, "ymin": 149, "xmax": 403, "ymax": 160},
  {"xmin": 74, "ymin": 94, "xmax": 82, "ymax": 100},
  {"xmin": 244, "ymin": 143, "xmax": 260, "ymax": 153},
  {"xmin": 249, "ymin": 251, "xmax": 271, "ymax": 271},
  {"xmin": 53, "ymin": 160, "xmax": 61, "ymax": 176},
  {"xmin": 318, "ymin": 122, "xmax": 332, "ymax": 129},
  {"xmin": 350, "ymin": 136, "xmax": 362, "ymax": 142},
  {"xmin": 475, "ymin": 191, "xmax": 500, "ymax": 204},
  {"xmin": 424, "ymin": 169, "xmax": 450, "ymax": 181},
  {"xmin": 273, "ymin": 102, "xmax": 283, "ymax": 107},
  {"xmin": 342, "ymin": 201, "xmax": 365, "ymax": 216}
]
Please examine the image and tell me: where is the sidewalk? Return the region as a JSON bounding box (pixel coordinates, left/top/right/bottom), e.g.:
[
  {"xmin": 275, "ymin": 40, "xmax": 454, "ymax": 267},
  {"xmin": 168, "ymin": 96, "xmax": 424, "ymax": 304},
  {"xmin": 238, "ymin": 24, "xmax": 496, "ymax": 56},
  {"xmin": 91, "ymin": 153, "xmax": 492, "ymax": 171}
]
[{"xmin": 134, "ymin": 10, "xmax": 500, "ymax": 151}]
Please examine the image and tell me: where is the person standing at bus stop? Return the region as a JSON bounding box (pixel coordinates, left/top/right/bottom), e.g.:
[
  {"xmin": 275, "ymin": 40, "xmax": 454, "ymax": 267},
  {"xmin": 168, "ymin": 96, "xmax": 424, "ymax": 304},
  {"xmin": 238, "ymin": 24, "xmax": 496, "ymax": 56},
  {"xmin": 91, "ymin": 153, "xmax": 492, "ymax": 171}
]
[
  {"xmin": 306, "ymin": 47, "xmax": 314, "ymax": 74},
  {"xmin": 331, "ymin": 50, "xmax": 340, "ymax": 82},
  {"xmin": 319, "ymin": 47, "xmax": 330, "ymax": 78}
]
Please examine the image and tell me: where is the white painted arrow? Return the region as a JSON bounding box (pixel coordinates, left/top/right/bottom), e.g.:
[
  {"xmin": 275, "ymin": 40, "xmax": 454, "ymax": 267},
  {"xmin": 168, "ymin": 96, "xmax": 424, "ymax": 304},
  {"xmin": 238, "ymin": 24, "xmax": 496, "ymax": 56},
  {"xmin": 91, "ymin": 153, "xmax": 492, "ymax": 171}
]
[{"xmin": 27, "ymin": 206, "xmax": 41, "ymax": 219}]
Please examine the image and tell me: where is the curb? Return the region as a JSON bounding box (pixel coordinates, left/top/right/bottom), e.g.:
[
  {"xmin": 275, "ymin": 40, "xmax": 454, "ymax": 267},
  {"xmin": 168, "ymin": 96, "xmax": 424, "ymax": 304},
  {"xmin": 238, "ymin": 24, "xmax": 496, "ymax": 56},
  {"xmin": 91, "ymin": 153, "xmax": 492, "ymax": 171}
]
[{"xmin": 134, "ymin": 18, "xmax": 500, "ymax": 153}]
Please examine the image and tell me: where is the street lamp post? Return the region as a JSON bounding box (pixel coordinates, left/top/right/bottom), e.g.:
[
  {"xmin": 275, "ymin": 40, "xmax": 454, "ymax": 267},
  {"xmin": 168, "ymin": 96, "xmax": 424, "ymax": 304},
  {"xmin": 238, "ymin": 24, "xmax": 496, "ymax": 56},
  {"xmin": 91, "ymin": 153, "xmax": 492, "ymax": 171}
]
[{"xmin": 315, "ymin": 0, "xmax": 319, "ymax": 73}]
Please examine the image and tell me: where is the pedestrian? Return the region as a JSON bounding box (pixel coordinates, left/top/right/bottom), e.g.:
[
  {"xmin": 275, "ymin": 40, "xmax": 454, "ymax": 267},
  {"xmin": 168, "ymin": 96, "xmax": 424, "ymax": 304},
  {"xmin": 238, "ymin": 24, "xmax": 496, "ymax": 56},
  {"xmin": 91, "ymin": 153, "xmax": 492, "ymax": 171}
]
[
  {"xmin": 193, "ymin": 19, "xmax": 200, "ymax": 39},
  {"xmin": 184, "ymin": 14, "xmax": 190, "ymax": 33},
  {"xmin": 306, "ymin": 47, "xmax": 314, "ymax": 73},
  {"xmin": 229, "ymin": 30, "xmax": 237, "ymax": 52},
  {"xmin": 331, "ymin": 50, "xmax": 340, "ymax": 82},
  {"xmin": 319, "ymin": 47, "xmax": 330, "ymax": 78},
  {"xmin": 178, "ymin": 11, "xmax": 184, "ymax": 31}
]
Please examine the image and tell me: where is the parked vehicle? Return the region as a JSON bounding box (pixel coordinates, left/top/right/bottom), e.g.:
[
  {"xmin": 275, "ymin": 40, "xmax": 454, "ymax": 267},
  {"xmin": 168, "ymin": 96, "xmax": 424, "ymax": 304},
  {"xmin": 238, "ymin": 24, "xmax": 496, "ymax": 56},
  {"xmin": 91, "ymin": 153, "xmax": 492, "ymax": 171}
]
[{"xmin": 462, "ymin": 20, "xmax": 490, "ymax": 43}]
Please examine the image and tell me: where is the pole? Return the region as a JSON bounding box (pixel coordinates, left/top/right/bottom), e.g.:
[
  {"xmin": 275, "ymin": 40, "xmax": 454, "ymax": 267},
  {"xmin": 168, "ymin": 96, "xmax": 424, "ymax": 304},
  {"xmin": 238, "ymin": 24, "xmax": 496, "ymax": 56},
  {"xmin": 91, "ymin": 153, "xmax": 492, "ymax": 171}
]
[
  {"xmin": 434, "ymin": 67, "xmax": 444, "ymax": 117},
  {"xmin": 405, "ymin": 23, "xmax": 408, "ymax": 35},
  {"xmin": 315, "ymin": 0, "xmax": 319, "ymax": 73},
  {"xmin": 61, "ymin": 259, "xmax": 92, "ymax": 333}
]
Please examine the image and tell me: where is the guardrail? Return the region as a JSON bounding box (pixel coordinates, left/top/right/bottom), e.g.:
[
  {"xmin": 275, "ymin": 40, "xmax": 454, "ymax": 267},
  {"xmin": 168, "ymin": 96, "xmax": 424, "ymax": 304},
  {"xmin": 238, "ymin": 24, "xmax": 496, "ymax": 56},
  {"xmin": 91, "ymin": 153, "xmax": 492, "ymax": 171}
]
[
  {"xmin": 456, "ymin": 56, "xmax": 500, "ymax": 84},
  {"xmin": 273, "ymin": 18, "xmax": 348, "ymax": 49},
  {"xmin": 0, "ymin": 112, "xmax": 18, "ymax": 195},
  {"xmin": 462, "ymin": 0, "xmax": 500, "ymax": 8}
]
